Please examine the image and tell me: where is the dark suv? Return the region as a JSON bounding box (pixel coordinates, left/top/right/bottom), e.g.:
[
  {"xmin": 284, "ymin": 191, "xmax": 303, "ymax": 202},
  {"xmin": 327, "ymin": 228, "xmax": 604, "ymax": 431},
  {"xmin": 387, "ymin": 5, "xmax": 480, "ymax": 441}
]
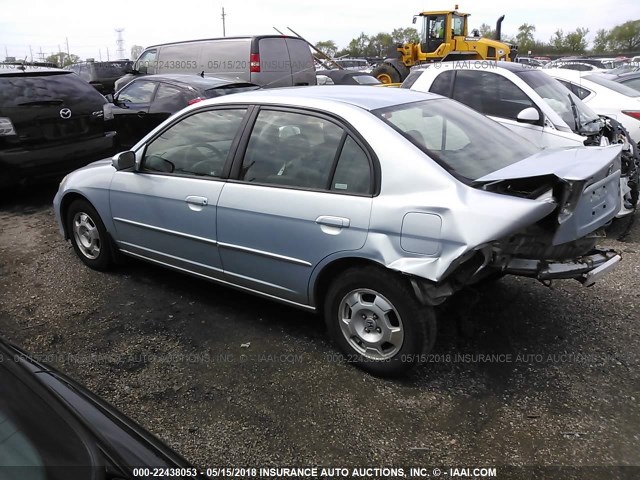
[
  {"xmin": 65, "ymin": 60, "xmax": 132, "ymax": 94},
  {"xmin": 0, "ymin": 65, "xmax": 116, "ymax": 188}
]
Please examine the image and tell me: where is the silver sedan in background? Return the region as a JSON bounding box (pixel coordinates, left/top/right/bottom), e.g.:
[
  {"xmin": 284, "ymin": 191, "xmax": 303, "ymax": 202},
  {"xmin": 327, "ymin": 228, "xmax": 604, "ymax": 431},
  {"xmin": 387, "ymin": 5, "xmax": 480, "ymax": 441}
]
[{"xmin": 54, "ymin": 87, "xmax": 622, "ymax": 376}]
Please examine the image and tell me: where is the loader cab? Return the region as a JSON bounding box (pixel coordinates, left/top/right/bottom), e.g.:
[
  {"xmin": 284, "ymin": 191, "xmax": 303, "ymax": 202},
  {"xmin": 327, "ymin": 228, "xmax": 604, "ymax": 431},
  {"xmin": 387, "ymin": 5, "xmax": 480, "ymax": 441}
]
[{"xmin": 418, "ymin": 11, "xmax": 469, "ymax": 55}]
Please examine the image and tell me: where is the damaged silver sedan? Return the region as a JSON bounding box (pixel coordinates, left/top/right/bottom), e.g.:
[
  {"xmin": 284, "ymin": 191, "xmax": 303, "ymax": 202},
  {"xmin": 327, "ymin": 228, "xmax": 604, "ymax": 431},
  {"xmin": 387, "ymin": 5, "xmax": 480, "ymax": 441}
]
[{"xmin": 53, "ymin": 87, "xmax": 622, "ymax": 376}]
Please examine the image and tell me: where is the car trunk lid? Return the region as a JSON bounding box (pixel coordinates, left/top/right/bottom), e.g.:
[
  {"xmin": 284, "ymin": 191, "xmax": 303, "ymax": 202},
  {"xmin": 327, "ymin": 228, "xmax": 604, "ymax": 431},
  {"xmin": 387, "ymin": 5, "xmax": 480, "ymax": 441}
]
[{"xmin": 476, "ymin": 145, "xmax": 622, "ymax": 244}]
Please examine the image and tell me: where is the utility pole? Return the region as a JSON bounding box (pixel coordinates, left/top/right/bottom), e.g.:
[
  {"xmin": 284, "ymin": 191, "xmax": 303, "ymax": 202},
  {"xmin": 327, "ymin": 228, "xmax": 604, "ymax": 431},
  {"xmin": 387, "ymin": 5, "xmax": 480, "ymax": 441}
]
[
  {"xmin": 29, "ymin": 45, "xmax": 33, "ymax": 62},
  {"xmin": 66, "ymin": 37, "xmax": 70, "ymax": 59},
  {"xmin": 4, "ymin": 45, "xmax": 8, "ymax": 60},
  {"xmin": 221, "ymin": 7, "xmax": 227, "ymax": 37},
  {"xmin": 99, "ymin": 49, "xmax": 102, "ymax": 61},
  {"xmin": 58, "ymin": 44, "xmax": 63, "ymax": 66},
  {"xmin": 106, "ymin": 47, "xmax": 110, "ymax": 60}
]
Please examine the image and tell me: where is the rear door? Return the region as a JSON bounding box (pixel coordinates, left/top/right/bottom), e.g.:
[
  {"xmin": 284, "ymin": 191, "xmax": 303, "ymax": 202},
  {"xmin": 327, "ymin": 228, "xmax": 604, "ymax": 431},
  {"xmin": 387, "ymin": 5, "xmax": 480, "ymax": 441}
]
[
  {"xmin": 254, "ymin": 37, "xmax": 291, "ymax": 87},
  {"xmin": 217, "ymin": 107, "xmax": 373, "ymax": 306},
  {"xmin": 147, "ymin": 82, "xmax": 190, "ymax": 131},
  {"xmin": 284, "ymin": 38, "xmax": 316, "ymax": 86}
]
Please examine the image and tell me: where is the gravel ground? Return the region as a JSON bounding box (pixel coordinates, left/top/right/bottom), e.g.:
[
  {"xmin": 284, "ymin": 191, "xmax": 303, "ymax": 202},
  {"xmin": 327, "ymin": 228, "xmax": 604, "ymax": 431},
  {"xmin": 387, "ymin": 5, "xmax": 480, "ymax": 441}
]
[{"xmin": 0, "ymin": 184, "xmax": 639, "ymax": 478}]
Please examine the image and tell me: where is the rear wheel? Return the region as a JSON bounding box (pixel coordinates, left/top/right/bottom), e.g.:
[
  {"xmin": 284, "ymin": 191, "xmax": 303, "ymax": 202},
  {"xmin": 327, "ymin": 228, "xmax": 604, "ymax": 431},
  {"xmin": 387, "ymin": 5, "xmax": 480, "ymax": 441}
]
[
  {"xmin": 66, "ymin": 199, "xmax": 112, "ymax": 271},
  {"xmin": 324, "ymin": 266, "xmax": 437, "ymax": 377}
]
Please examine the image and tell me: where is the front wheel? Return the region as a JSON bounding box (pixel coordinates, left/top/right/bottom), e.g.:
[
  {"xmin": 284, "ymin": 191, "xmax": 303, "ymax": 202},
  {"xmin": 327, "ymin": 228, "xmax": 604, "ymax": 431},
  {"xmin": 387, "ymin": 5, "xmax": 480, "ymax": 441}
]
[
  {"xmin": 66, "ymin": 199, "xmax": 113, "ymax": 271},
  {"xmin": 324, "ymin": 266, "xmax": 437, "ymax": 377}
]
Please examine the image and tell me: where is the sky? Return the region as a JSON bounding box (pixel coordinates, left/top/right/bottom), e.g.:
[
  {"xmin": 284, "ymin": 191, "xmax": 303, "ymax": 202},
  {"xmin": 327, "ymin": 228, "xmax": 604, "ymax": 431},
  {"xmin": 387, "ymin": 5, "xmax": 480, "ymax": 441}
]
[{"xmin": 1, "ymin": 0, "xmax": 639, "ymax": 61}]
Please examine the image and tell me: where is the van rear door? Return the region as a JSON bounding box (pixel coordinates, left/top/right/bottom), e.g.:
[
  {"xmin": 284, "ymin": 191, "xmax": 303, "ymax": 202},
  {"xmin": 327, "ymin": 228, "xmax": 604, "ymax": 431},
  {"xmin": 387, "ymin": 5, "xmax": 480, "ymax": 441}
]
[
  {"xmin": 254, "ymin": 37, "xmax": 291, "ymax": 87},
  {"xmin": 284, "ymin": 38, "xmax": 316, "ymax": 86}
]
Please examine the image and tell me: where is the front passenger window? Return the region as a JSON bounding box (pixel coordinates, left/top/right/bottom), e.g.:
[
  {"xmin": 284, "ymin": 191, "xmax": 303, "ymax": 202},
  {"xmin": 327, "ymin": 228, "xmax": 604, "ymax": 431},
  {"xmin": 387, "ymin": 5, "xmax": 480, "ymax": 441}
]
[{"xmin": 142, "ymin": 109, "xmax": 247, "ymax": 178}]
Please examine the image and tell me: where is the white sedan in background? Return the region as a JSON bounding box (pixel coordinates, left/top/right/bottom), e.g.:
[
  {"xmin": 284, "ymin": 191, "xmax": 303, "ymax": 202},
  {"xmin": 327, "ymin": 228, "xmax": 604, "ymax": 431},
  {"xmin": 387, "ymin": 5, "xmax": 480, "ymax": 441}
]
[{"xmin": 543, "ymin": 68, "xmax": 640, "ymax": 145}]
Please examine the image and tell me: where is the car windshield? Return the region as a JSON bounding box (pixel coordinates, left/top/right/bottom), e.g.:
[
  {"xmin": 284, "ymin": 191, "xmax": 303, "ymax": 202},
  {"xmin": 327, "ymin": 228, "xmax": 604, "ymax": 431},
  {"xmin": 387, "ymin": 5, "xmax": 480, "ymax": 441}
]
[
  {"xmin": 515, "ymin": 70, "xmax": 602, "ymax": 134},
  {"xmin": 584, "ymin": 74, "xmax": 640, "ymax": 97},
  {"xmin": 0, "ymin": 366, "xmax": 95, "ymax": 479},
  {"xmin": 373, "ymin": 98, "xmax": 540, "ymax": 181}
]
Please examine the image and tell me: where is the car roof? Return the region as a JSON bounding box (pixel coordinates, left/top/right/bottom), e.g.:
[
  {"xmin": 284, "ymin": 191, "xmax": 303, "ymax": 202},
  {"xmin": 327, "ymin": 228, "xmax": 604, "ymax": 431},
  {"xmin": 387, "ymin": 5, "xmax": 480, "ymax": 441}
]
[
  {"xmin": 146, "ymin": 34, "xmax": 302, "ymax": 49},
  {"xmin": 542, "ymin": 68, "xmax": 588, "ymax": 81},
  {"xmin": 617, "ymin": 72, "xmax": 640, "ymax": 81},
  {"xmin": 201, "ymin": 85, "xmax": 436, "ymax": 110},
  {"xmin": 0, "ymin": 64, "xmax": 70, "ymax": 76},
  {"xmin": 412, "ymin": 60, "xmax": 533, "ymax": 73},
  {"xmin": 130, "ymin": 73, "xmax": 254, "ymax": 89}
]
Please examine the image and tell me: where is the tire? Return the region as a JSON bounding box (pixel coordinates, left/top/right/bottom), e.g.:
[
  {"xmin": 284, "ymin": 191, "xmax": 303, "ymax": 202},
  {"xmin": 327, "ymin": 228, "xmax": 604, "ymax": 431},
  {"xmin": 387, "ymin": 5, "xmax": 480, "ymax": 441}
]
[
  {"xmin": 66, "ymin": 199, "xmax": 113, "ymax": 271},
  {"xmin": 371, "ymin": 62, "xmax": 402, "ymax": 84},
  {"xmin": 324, "ymin": 266, "xmax": 437, "ymax": 377}
]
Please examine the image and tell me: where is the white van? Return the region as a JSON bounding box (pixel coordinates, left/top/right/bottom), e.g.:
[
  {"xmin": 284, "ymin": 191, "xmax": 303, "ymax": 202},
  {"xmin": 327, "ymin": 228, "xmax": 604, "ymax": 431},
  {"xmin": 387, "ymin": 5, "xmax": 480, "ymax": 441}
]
[{"xmin": 115, "ymin": 35, "xmax": 316, "ymax": 91}]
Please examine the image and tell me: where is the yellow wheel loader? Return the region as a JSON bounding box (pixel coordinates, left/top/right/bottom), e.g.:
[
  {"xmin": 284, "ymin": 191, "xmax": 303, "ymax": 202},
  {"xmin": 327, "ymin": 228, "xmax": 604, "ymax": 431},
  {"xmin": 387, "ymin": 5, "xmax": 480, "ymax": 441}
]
[{"xmin": 372, "ymin": 8, "xmax": 517, "ymax": 83}]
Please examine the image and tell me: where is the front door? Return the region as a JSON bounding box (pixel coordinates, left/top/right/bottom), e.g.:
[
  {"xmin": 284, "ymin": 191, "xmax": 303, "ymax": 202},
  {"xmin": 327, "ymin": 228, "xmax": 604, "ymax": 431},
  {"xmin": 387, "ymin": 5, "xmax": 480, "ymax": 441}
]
[{"xmin": 109, "ymin": 107, "xmax": 249, "ymax": 278}]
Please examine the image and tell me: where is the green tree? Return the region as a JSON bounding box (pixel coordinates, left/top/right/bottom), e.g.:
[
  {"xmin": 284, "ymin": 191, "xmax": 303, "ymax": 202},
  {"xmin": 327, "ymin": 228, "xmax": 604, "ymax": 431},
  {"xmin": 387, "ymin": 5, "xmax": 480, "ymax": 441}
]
[
  {"xmin": 345, "ymin": 33, "xmax": 370, "ymax": 57},
  {"xmin": 608, "ymin": 19, "xmax": 640, "ymax": 51},
  {"xmin": 391, "ymin": 27, "xmax": 419, "ymax": 44},
  {"xmin": 477, "ymin": 23, "xmax": 494, "ymax": 38},
  {"xmin": 45, "ymin": 52, "xmax": 80, "ymax": 67},
  {"xmin": 564, "ymin": 27, "xmax": 589, "ymax": 53},
  {"xmin": 130, "ymin": 45, "xmax": 144, "ymax": 60},
  {"xmin": 367, "ymin": 32, "xmax": 393, "ymax": 57},
  {"xmin": 592, "ymin": 29, "xmax": 610, "ymax": 53},
  {"xmin": 550, "ymin": 29, "xmax": 565, "ymax": 51},
  {"xmin": 516, "ymin": 23, "xmax": 536, "ymax": 53},
  {"xmin": 315, "ymin": 40, "xmax": 338, "ymax": 58}
]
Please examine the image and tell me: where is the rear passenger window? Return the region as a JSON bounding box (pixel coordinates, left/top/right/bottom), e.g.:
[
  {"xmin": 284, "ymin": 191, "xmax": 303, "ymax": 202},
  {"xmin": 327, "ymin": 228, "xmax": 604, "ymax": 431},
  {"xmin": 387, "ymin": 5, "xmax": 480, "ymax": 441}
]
[
  {"xmin": 152, "ymin": 83, "xmax": 187, "ymax": 110},
  {"xmin": 557, "ymin": 80, "xmax": 591, "ymax": 100},
  {"xmin": 452, "ymin": 71, "xmax": 536, "ymax": 121},
  {"xmin": 240, "ymin": 110, "xmax": 371, "ymax": 194},
  {"xmin": 332, "ymin": 136, "xmax": 370, "ymax": 194}
]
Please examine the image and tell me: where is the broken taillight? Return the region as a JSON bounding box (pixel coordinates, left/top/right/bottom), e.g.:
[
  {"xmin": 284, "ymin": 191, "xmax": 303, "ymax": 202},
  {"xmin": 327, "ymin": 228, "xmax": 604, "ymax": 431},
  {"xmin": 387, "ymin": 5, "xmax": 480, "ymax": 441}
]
[
  {"xmin": 622, "ymin": 111, "xmax": 640, "ymax": 121},
  {"xmin": 250, "ymin": 53, "xmax": 261, "ymax": 73}
]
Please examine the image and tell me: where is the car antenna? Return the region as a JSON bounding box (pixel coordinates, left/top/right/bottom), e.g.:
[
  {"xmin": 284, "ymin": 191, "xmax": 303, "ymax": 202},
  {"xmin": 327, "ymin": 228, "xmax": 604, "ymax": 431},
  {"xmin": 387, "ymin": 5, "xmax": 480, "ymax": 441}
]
[{"xmin": 200, "ymin": 70, "xmax": 204, "ymax": 78}]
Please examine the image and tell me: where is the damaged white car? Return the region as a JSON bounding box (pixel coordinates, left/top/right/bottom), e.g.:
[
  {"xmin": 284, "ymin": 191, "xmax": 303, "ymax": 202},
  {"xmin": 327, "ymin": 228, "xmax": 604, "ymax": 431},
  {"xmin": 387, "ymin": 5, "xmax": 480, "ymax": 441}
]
[{"xmin": 53, "ymin": 87, "xmax": 622, "ymax": 376}]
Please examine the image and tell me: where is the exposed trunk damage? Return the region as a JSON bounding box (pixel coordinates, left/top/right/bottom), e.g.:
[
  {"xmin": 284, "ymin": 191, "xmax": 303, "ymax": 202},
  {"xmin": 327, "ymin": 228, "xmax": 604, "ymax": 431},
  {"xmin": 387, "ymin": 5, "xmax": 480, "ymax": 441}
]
[
  {"xmin": 403, "ymin": 145, "xmax": 623, "ymax": 306},
  {"xmin": 585, "ymin": 116, "xmax": 640, "ymax": 214}
]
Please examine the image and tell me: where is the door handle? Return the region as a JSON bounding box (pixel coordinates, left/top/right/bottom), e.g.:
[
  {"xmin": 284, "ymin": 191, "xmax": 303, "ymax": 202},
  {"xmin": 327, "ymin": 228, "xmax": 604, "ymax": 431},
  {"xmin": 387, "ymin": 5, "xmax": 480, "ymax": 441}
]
[
  {"xmin": 136, "ymin": 111, "xmax": 147, "ymax": 118},
  {"xmin": 186, "ymin": 196, "xmax": 208, "ymax": 206},
  {"xmin": 315, "ymin": 215, "xmax": 350, "ymax": 228}
]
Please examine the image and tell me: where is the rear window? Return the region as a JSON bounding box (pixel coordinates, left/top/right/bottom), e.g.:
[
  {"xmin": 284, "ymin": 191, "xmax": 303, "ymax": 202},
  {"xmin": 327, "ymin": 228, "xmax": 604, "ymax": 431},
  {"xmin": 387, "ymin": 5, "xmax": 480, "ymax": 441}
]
[
  {"xmin": 400, "ymin": 70, "xmax": 425, "ymax": 89},
  {"xmin": 0, "ymin": 72, "xmax": 106, "ymax": 108},
  {"xmin": 373, "ymin": 98, "xmax": 539, "ymax": 181},
  {"xmin": 93, "ymin": 62, "xmax": 130, "ymax": 77},
  {"xmin": 352, "ymin": 75, "xmax": 380, "ymax": 85},
  {"xmin": 584, "ymin": 74, "xmax": 640, "ymax": 97}
]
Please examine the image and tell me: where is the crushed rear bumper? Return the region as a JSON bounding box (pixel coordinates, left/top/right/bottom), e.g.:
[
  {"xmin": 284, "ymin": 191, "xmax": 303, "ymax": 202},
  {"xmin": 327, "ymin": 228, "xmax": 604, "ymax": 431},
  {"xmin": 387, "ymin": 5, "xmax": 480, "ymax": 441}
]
[{"xmin": 502, "ymin": 248, "xmax": 621, "ymax": 286}]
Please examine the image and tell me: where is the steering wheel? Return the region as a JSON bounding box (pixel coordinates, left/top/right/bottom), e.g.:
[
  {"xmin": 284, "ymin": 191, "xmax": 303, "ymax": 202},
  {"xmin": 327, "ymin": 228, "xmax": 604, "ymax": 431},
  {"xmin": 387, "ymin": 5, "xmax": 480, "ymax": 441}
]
[{"xmin": 184, "ymin": 143, "xmax": 225, "ymax": 176}]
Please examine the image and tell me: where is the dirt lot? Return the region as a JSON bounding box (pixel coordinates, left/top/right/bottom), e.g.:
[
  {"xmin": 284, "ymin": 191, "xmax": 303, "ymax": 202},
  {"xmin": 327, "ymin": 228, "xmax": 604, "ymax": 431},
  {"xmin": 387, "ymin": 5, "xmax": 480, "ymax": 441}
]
[{"xmin": 1, "ymin": 184, "xmax": 639, "ymax": 478}]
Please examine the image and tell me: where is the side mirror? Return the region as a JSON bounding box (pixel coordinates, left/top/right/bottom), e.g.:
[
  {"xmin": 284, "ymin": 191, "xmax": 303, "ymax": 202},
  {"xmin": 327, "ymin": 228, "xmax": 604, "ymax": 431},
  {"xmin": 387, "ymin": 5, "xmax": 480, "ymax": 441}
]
[
  {"xmin": 112, "ymin": 151, "xmax": 136, "ymax": 171},
  {"xmin": 516, "ymin": 107, "xmax": 541, "ymax": 124},
  {"xmin": 104, "ymin": 94, "xmax": 114, "ymax": 103},
  {"xmin": 137, "ymin": 64, "xmax": 148, "ymax": 75}
]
